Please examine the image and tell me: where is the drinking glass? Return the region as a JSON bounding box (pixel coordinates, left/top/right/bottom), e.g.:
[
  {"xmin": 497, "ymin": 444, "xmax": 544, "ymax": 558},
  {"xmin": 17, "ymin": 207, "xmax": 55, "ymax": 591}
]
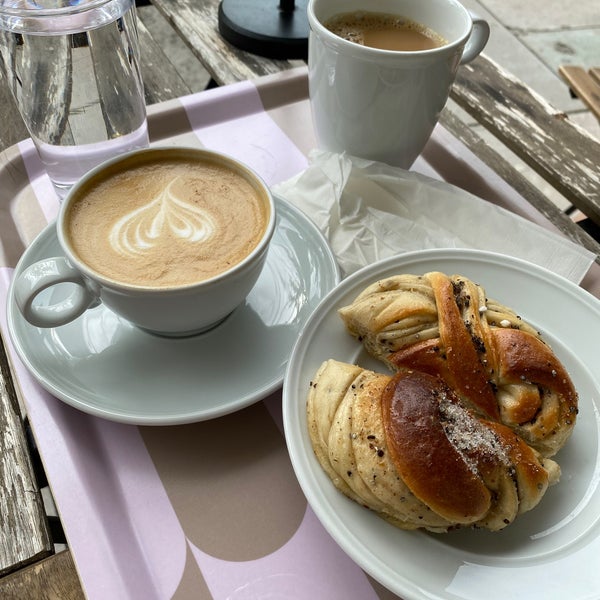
[{"xmin": 0, "ymin": 0, "xmax": 149, "ymax": 198}]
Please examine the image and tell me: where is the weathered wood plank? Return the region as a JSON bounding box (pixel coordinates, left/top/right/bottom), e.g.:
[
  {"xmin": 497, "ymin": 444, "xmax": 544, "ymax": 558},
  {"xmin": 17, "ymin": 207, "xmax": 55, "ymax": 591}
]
[
  {"xmin": 451, "ymin": 54, "xmax": 600, "ymax": 225},
  {"xmin": 148, "ymin": 0, "xmax": 303, "ymax": 85},
  {"xmin": 438, "ymin": 108, "xmax": 600, "ymax": 262},
  {"xmin": 0, "ymin": 550, "xmax": 84, "ymax": 600},
  {"xmin": 0, "ymin": 337, "xmax": 53, "ymax": 577},
  {"xmin": 137, "ymin": 16, "xmax": 194, "ymax": 105}
]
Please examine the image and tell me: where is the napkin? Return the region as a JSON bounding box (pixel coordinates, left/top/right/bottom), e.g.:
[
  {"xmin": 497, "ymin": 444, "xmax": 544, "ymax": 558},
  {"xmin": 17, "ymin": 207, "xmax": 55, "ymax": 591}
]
[{"xmin": 273, "ymin": 151, "xmax": 595, "ymax": 283}]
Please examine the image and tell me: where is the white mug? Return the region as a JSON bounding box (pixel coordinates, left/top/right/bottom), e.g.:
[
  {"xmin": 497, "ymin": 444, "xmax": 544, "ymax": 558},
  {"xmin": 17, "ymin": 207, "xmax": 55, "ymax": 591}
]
[
  {"xmin": 307, "ymin": 0, "xmax": 490, "ymax": 168},
  {"xmin": 13, "ymin": 147, "xmax": 276, "ymax": 337}
]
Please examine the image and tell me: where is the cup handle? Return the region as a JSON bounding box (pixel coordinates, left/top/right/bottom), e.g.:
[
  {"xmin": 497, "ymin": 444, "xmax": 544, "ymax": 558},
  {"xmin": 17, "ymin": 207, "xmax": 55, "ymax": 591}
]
[
  {"xmin": 14, "ymin": 257, "xmax": 99, "ymax": 328},
  {"xmin": 460, "ymin": 15, "xmax": 490, "ymax": 64}
]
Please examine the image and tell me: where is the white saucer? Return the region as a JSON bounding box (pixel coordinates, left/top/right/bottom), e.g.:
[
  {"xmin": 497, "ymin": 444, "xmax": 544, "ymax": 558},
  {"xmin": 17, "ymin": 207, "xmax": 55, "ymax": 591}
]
[
  {"xmin": 283, "ymin": 249, "xmax": 600, "ymax": 600},
  {"xmin": 7, "ymin": 197, "xmax": 339, "ymax": 425}
]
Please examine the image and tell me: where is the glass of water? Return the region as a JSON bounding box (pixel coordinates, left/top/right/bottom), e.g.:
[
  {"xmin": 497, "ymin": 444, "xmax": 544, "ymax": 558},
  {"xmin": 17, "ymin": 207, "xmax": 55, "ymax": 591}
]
[{"xmin": 0, "ymin": 0, "xmax": 149, "ymax": 199}]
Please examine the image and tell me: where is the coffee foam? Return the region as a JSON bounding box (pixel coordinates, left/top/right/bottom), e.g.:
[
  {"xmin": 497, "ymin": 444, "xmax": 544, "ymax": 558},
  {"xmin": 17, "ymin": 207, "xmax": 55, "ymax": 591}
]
[
  {"xmin": 109, "ymin": 175, "xmax": 217, "ymax": 258},
  {"xmin": 67, "ymin": 158, "xmax": 268, "ymax": 288}
]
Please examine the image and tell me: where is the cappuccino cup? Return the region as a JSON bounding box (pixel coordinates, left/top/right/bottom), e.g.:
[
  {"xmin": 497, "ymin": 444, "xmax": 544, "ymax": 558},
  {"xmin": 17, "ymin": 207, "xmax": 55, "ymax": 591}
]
[
  {"xmin": 308, "ymin": 0, "xmax": 490, "ymax": 168},
  {"xmin": 14, "ymin": 147, "xmax": 275, "ymax": 337}
]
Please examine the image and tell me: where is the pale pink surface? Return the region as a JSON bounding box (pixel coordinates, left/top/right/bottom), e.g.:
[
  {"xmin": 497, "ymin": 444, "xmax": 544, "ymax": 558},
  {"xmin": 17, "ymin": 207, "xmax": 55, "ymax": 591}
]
[
  {"xmin": 190, "ymin": 507, "xmax": 381, "ymax": 600},
  {"xmin": 179, "ymin": 81, "xmax": 309, "ymax": 185}
]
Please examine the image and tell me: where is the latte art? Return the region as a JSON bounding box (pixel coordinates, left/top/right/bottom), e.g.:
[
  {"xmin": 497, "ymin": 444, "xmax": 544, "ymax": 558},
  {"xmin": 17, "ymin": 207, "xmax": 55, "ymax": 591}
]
[
  {"xmin": 66, "ymin": 156, "xmax": 270, "ymax": 288},
  {"xmin": 109, "ymin": 177, "xmax": 216, "ymax": 258}
]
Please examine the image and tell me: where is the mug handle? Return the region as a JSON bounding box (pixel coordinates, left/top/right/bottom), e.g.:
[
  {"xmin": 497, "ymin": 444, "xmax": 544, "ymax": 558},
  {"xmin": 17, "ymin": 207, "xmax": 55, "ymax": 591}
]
[
  {"xmin": 460, "ymin": 15, "xmax": 490, "ymax": 64},
  {"xmin": 14, "ymin": 257, "xmax": 99, "ymax": 328}
]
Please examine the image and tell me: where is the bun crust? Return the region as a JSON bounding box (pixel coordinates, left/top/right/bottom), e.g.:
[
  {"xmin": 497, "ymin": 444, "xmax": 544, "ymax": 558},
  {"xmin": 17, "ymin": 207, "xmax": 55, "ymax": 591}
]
[
  {"xmin": 307, "ymin": 272, "xmax": 577, "ymax": 532},
  {"xmin": 338, "ymin": 272, "xmax": 578, "ymax": 457}
]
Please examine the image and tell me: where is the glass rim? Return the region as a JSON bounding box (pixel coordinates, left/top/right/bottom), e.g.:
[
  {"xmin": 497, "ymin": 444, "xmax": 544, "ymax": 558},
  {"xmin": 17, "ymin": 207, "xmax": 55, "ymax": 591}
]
[{"xmin": 0, "ymin": 0, "xmax": 121, "ymax": 17}]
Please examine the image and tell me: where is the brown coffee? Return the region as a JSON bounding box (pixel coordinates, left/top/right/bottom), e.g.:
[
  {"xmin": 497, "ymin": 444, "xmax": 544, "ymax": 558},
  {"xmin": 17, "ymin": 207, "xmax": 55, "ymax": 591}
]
[
  {"xmin": 66, "ymin": 153, "xmax": 270, "ymax": 288},
  {"xmin": 325, "ymin": 11, "xmax": 447, "ymax": 51}
]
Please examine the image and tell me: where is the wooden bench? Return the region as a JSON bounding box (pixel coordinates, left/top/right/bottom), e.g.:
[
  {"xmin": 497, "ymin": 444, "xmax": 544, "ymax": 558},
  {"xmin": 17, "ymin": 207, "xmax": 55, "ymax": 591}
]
[
  {"xmin": 448, "ymin": 57, "xmax": 600, "ymax": 255},
  {"xmin": 559, "ymin": 65, "xmax": 600, "ymax": 121}
]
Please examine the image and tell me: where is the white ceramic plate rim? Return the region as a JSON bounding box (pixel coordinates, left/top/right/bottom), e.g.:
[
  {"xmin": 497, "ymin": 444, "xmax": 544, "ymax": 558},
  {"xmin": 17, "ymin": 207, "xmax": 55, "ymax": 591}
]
[
  {"xmin": 282, "ymin": 248, "xmax": 600, "ymax": 600},
  {"xmin": 7, "ymin": 197, "xmax": 340, "ymax": 425}
]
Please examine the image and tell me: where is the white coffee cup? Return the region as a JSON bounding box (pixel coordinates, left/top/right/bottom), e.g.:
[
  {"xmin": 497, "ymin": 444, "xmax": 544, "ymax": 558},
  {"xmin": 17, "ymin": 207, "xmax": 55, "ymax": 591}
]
[
  {"xmin": 307, "ymin": 0, "xmax": 490, "ymax": 168},
  {"xmin": 14, "ymin": 147, "xmax": 275, "ymax": 337}
]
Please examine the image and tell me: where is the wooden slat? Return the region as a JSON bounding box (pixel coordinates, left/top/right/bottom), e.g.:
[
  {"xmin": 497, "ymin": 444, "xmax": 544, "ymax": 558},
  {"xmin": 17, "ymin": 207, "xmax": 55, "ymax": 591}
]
[
  {"xmin": 148, "ymin": 0, "xmax": 303, "ymax": 86},
  {"xmin": 137, "ymin": 17, "xmax": 194, "ymax": 105},
  {"xmin": 0, "ymin": 551, "xmax": 84, "ymax": 600},
  {"xmin": 0, "ymin": 337, "xmax": 53, "ymax": 576},
  {"xmin": 558, "ymin": 65, "xmax": 600, "ymax": 120},
  {"xmin": 451, "ymin": 55, "xmax": 600, "ymax": 226},
  {"xmin": 438, "ymin": 108, "xmax": 600, "ymax": 262}
]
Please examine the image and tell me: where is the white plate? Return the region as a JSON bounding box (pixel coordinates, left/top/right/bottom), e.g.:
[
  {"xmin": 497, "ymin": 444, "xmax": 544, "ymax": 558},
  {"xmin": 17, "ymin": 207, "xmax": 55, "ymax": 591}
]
[
  {"xmin": 283, "ymin": 248, "xmax": 600, "ymax": 600},
  {"xmin": 7, "ymin": 197, "xmax": 339, "ymax": 425}
]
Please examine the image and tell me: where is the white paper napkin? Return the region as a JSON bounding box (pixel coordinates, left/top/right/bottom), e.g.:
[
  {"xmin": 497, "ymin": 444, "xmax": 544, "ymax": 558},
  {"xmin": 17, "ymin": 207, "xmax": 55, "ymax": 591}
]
[{"xmin": 273, "ymin": 151, "xmax": 595, "ymax": 283}]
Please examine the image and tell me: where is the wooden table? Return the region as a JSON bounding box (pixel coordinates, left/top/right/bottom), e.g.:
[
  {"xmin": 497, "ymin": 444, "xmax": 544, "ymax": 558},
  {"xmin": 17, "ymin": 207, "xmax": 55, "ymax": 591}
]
[{"xmin": 1, "ymin": 1, "xmax": 599, "ymax": 597}]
